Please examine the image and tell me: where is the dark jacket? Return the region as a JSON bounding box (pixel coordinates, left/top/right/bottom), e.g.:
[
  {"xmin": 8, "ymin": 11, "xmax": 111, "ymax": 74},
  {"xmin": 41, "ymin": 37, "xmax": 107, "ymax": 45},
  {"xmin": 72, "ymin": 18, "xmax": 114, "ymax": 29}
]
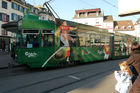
[
  {"xmin": 127, "ymin": 49, "xmax": 140, "ymax": 74},
  {"xmin": 127, "ymin": 49, "xmax": 140, "ymax": 93}
]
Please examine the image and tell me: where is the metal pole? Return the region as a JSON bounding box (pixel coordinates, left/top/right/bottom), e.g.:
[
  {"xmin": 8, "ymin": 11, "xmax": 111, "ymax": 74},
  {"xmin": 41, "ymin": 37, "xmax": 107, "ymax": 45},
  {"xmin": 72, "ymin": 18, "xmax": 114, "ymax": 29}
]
[
  {"xmin": 48, "ymin": 3, "xmax": 60, "ymax": 19},
  {"xmin": 43, "ymin": 0, "xmax": 60, "ymax": 19}
]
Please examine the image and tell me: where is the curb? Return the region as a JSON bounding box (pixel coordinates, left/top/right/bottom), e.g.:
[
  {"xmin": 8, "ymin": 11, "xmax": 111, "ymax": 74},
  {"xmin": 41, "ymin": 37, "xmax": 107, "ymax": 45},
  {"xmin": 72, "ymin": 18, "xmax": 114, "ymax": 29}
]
[
  {"xmin": 0, "ymin": 54, "xmax": 10, "ymax": 56},
  {"xmin": 0, "ymin": 64, "xmax": 25, "ymax": 70}
]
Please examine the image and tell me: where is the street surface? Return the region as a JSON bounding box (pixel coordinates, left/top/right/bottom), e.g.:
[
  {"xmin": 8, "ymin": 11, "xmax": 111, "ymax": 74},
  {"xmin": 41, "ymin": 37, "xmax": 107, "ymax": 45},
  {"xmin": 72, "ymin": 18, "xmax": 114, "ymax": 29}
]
[{"xmin": 0, "ymin": 58, "xmax": 127, "ymax": 93}]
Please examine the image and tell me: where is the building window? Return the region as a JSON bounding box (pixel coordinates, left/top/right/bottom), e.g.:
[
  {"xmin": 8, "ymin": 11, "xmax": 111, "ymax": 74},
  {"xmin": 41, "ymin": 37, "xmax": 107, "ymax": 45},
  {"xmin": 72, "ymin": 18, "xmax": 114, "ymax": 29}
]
[
  {"xmin": 18, "ymin": 15, "xmax": 20, "ymax": 20},
  {"xmin": 11, "ymin": 2, "xmax": 14, "ymax": 9},
  {"xmin": 22, "ymin": 7, "xmax": 25, "ymax": 13},
  {"xmin": 11, "ymin": 13, "xmax": 14, "ymax": 20},
  {"xmin": 11, "ymin": 13, "xmax": 18, "ymax": 21},
  {"xmin": 0, "ymin": 13, "xmax": 9, "ymax": 22},
  {"xmin": 79, "ymin": 12, "xmax": 85, "ymax": 17},
  {"xmin": 7, "ymin": 15, "xmax": 9, "ymax": 22},
  {"xmin": 96, "ymin": 22, "xmax": 99, "ymax": 25},
  {"xmin": 15, "ymin": 3, "xmax": 18, "ymax": 10},
  {"xmin": 122, "ymin": 26, "xmax": 125, "ymax": 30},
  {"xmin": 115, "ymin": 26, "xmax": 119, "ymax": 29},
  {"xmin": 18, "ymin": 15, "xmax": 22, "ymax": 20},
  {"xmin": 11, "ymin": 2, "xmax": 18, "ymax": 10},
  {"xmin": 88, "ymin": 11, "xmax": 96, "ymax": 16},
  {"xmin": 15, "ymin": 14, "xmax": 18, "ymax": 21},
  {"xmin": 24, "ymin": 8, "xmax": 27, "ymax": 14},
  {"xmin": 128, "ymin": 26, "xmax": 132, "ymax": 29},
  {"xmin": 18, "ymin": 5, "xmax": 21, "ymax": 11},
  {"xmin": 0, "ymin": 13, "xmax": 2, "ymax": 21},
  {"xmin": 21, "ymin": 0, "xmax": 26, "ymax": 3},
  {"xmin": 2, "ymin": 29, "xmax": 8, "ymax": 36},
  {"xmin": 20, "ymin": 6, "xmax": 25, "ymax": 13},
  {"xmin": 2, "ymin": 1, "xmax": 7, "ymax": 9},
  {"xmin": 35, "ymin": 10, "xmax": 38, "ymax": 14},
  {"xmin": 33, "ymin": 9, "xmax": 36, "ymax": 13}
]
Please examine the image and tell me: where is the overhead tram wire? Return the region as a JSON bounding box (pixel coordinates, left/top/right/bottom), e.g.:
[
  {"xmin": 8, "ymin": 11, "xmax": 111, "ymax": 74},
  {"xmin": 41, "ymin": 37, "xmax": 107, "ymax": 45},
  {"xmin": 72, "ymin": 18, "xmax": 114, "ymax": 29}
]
[
  {"xmin": 79, "ymin": 0, "xmax": 138, "ymax": 21},
  {"xmin": 102, "ymin": 0, "xmax": 138, "ymax": 21},
  {"xmin": 132, "ymin": 15, "xmax": 138, "ymax": 20},
  {"xmin": 78, "ymin": 0, "xmax": 117, "ymax": 17},
  {"xmin": 79, "ymin": 0, "xmax": 96, "ymax": 8},
  {"xmin": 79, "ymin": 0, "xmax": 118, "ymax": 9},
  {"xmin": 102, "ymin": 0, "xmax": 118, "ymax": 9}
]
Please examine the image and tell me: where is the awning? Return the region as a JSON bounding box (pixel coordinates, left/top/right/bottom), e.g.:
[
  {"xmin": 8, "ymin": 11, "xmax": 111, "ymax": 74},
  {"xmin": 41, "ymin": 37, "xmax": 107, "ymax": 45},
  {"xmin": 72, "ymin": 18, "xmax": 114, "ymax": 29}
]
[
  {"xmin": 0, "ymin": 36, "xmax": 13, "ymax": 38},
  {"xmin": 1, "ymin": 21, "xmax": 18, "ymax": 33}
]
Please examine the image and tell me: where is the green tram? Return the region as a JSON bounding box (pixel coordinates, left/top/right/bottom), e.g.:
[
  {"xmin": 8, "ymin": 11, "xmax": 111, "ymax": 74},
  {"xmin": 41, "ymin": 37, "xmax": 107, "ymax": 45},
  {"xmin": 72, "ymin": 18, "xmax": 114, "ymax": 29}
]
[{"xmin": 2, "ymin": 14, "xmax": 136, "ymax": 68}]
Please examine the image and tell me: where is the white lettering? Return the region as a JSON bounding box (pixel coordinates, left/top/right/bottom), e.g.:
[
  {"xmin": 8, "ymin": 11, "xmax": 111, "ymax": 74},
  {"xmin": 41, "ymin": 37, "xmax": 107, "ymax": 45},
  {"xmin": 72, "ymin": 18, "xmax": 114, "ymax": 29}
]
[{"xmin": 25, "ymin": 52, "xmax": 37, "ymax": 58}]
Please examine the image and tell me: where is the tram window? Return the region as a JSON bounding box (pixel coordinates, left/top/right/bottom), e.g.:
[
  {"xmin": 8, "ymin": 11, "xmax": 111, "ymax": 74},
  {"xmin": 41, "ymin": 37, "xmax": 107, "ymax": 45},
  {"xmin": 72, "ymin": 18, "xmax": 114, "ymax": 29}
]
[
  {"xmin": 23, "ymin": 30, "xmax": 39, "ymax": 34},
  {"xmin": 22, "ymin": 29, "xmax": 40, "ymax": 48},
  {"xmin": 78, "ymin": 33, "xmax": 86, "ymax": 46},
  {"xmin": 60, "ymin": 31, "xmax": 79, "ymax": 47},
  {"xmin": 68, "ymin": 35, "xmax": 79, "ymax": 47},
  {"xmin": 43, "ymin": 30, "xmax": 54, "ymax": 33},
  {"xmin": 78, "ymin": 32, "xmax": 91, "ymax": 46},
  {"xmin": 42, "ymin": 34, "xmax": 54, "ymax": 47},
  {"xmin": 23, "ymin": 34, "xmax": 39, "ymax": 48},
  {"xmin": 69, "ymin": 31, "xmax": 79, "ymax": 47}
]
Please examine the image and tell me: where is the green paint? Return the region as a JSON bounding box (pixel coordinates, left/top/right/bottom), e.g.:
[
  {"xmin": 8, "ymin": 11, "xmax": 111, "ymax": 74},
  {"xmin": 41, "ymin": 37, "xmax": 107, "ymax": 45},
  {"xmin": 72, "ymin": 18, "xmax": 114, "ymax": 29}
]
[{"xmin": 13, "ymin": 14, "xmax": 136, "ymax": 68}]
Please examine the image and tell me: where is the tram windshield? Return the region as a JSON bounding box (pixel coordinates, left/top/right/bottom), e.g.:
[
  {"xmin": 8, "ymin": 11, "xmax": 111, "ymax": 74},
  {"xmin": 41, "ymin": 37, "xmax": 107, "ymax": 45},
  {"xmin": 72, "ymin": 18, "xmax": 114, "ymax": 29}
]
[{"xmin": 22, "ymin": 29, "xmax": 40, "ymax": 48}]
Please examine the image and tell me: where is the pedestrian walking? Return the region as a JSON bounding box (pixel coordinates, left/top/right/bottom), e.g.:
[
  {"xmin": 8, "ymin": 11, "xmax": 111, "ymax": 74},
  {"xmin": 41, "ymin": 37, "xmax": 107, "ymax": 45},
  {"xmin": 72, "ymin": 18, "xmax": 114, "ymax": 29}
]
[
  {"xmin": 1, "ymin": 42, "xmax": 5, "ymax": 51},
  {"xmin": 114, "ymin": 61, "xmax": 132, "ymax": 93},
  {"xmin": 11, "ymin": 42, "xmax": 16, "ymax": 60},
  {"xmin": 126, "ymin": 42, "xmax": 140, "ymax": 93}
]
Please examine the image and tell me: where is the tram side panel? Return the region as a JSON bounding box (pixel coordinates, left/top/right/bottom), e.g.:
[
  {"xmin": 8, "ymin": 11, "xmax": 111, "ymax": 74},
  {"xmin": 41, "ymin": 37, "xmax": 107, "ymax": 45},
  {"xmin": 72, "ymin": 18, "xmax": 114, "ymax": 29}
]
[
  {"xmin": 53, "ymin": 19, "xmax": 110, "ymax": 66},
  {"xmin": 112, "ymin": 34, "xmax": 136, "ymax": 59},
  {"xmin": 14, "ymin": 15, "xmax": 115, "ymax": 68},
  {"xmin": 3, "ymin": 14, "xmax": 135, "ymax": 68}
]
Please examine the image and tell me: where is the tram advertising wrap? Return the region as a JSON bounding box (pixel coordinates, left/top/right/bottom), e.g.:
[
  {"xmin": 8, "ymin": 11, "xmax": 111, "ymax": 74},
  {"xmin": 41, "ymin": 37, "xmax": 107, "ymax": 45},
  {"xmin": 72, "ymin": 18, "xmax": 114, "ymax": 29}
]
[{"xmin": 2, "ymin": 14, "xmax": 136, "ymax": 68}]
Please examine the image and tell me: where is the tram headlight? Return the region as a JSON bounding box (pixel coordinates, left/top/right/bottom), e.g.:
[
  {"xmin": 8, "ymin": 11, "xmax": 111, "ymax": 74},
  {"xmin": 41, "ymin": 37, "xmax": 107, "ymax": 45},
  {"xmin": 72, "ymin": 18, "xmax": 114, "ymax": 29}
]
[{"xmin": 15, "ymin": 54, "xmax": 18, "ymax": 57}]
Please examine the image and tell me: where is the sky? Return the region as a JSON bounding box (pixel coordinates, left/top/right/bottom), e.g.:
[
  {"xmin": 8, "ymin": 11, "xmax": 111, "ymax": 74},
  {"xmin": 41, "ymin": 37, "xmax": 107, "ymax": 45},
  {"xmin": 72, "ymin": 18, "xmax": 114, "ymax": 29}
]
[{"xmin": 26, "ymin": 0, "xmax": 140, "ymax": 23}]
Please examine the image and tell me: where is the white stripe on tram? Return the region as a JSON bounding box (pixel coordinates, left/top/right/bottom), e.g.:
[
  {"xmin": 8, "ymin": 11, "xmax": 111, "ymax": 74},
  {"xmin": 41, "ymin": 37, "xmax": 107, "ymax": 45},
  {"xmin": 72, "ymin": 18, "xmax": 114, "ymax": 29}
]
[{"xmin": 42, "ymin": 47, "xmax": 64, "ymax": 68}]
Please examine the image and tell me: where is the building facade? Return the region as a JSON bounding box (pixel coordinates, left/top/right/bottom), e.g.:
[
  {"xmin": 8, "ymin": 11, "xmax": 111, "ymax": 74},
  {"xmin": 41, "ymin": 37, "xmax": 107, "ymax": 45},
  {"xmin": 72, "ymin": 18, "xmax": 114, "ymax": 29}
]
[
  {"xmin": 0, "ymin": 0, "xmax": 39, "ymax": 51},
  {"xmin": 34, "ymin": 5, "xmax": 55, "ymax": 21},
  {"xmin": 0, "ymin": 0, "xmax": 11, "ymax": 51},
  {"xmin": 134, "ymin": 18, "xmax": 140, "ymax": 37},
  {"xmin": 113, "ymin": 20, "xmax": 135, "ymax": 36},
  {"xmin": 73, "ymin": 8, "xmax": 114, "ymax": 33},
  {"xmin": 73, "ymin": 8, "xmax": 103, "ymax": 27},
  {"xmin": 103, "ymin": 15, "xmax": 113, "ymax": 33}
]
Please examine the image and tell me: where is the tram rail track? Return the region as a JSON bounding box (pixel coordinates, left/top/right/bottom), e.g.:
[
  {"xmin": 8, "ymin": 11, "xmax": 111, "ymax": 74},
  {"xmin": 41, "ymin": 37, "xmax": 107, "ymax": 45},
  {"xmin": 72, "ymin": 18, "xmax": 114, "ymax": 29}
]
[
  {"xmin": 2, "ymin": 62, "xmax": 117, "ymax": 93},
  {"xmin": 42, "ymin": 67, "xmax": 115, "ymax": 93}
]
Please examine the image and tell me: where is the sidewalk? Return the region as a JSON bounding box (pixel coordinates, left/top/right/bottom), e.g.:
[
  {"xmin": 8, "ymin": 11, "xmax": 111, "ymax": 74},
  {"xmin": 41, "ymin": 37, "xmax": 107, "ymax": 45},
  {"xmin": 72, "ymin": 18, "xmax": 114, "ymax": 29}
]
[
  {"xmin": 68, "ymin": 73, "xmax": 121, "ymax": 93},
  {"xmin": 0, "ymin": 51, "xmax": 9, "ymax": 55},
  {"xmin": 0, "ymin": 52, "xmax": 22, "ymax": 69}
]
